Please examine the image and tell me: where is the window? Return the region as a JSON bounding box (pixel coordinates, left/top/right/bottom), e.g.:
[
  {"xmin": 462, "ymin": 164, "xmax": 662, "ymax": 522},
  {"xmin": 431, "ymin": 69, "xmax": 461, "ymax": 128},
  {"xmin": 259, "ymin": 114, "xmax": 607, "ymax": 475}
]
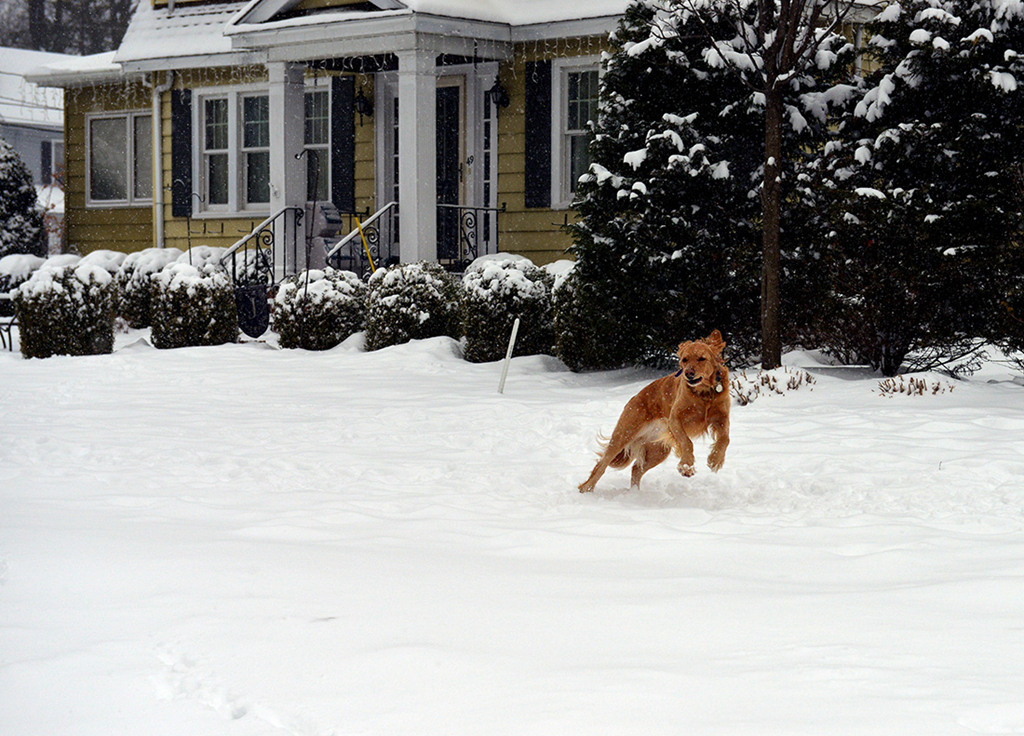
[
  {"xmin": 198, "ymin": 92, "xmax": 269, "ymax": 212},
  {"xmin": 242, "ymin": 94, "xmax": 270, "ymax": 205},
  {"xmin": 304, "ymin": 89, "xmax": 329, "ymax": 202},
  {"xmin": 41, "ymin": 139, "xmax": 65, "ymax": 186},
  {"xmin": 551, "ymin": 58, "xmax": 601, "ymax": 208},
  {"xmin": 195, "ymin": 87, "xmax": 330, "ymax": 214},
  {"xmin": 86, "ymin": 112, "xmax": 152, "ymax": 206},
  {"xmin": 203, "ymin": 97, "xmax": 229, "ymax": 206}
]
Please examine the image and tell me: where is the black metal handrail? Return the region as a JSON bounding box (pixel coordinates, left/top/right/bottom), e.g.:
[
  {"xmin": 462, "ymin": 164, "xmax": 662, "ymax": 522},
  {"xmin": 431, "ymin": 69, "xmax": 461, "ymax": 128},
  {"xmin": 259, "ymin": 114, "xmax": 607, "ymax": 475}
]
[
  {"xmin": 326, "ymin": 201, "xmax": 399, "ymax": 278},
  {"xmin": 436, "ymin": 202, "xmax": 506, "ymax": 270},
  {"xmin": 220, "ymin": 206, "xmax": 305, "ymax": 287}
]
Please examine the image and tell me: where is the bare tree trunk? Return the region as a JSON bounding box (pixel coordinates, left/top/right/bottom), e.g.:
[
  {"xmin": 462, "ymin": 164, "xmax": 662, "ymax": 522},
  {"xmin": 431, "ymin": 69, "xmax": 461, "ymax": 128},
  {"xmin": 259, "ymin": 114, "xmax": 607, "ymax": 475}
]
[
  {"xmin": 761, "ymin": 87, "xmax": 784, "ymax": 369},
  {"xmin": 28, "ymin": 0, "xmax": 48, "ymax": 50}
]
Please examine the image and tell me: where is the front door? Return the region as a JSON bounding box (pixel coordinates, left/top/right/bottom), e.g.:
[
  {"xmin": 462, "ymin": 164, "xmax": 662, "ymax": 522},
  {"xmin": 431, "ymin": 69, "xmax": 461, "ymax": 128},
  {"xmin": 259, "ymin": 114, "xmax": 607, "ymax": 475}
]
[{"xmin": 436, "ymin": 83, "xmax": 461, "ymax": 262}]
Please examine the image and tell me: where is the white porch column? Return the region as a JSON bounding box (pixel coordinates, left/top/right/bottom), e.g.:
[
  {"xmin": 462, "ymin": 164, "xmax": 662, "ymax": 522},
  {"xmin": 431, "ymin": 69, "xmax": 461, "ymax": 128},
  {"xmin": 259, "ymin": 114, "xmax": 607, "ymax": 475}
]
[
  {"xmin": 268, "ymin": 61, "xmax": 306, "ymax": 280},
  {"xmin": 396, "ymin": 46, "xmax": 437, "ymax": 263}
]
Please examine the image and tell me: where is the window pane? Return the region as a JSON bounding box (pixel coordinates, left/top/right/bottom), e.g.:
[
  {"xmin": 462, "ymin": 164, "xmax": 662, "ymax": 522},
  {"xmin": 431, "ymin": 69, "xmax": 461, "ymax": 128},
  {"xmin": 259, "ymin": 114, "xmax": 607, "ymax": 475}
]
[
  {"xmin": 569, "ymin": 133, "xmax": 591, "ymax": 193},
  {"xmin": 304, "ymin": 91, "xmax": 329, "ymax": 146},
  {"xmin": 567, "ymin": 70, "xmax": 599, "ymax": 132},
  {"xmin": 243, "ymin": 95, "xmax": 269, "ymax": 149},
  {"xmin": 53, "ymin": 141, "xmax": 65, "ymax": 181},
  {"xmin": 208, "ymin": 153, "xmax": 229, "ymax": 205},
  {"xmin": 205, "ymin": 98, "xmax": 228, "ymax": 150},
  {"xmin": 133, "ymin": 114, "xmax": 153, "ymax": 199},
  {"xmin": 89, "ymin": 117, "xmax": 128, "ymax": 201},
  {"xmin": 246, "ymin": 150, "xmax": 270, "ymax": 204}
]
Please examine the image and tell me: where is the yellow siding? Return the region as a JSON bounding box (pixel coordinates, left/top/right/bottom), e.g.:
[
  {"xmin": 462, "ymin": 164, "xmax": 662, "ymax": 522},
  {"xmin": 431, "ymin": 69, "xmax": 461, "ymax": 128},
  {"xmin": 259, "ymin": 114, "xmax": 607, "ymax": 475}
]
[
  {"xmin": 63, "ymin": 81, "xmax": 153, "ymax": 256},
  {"xmin": 495, "ymin": 37, "xmax": 610, "ymax": 266}
]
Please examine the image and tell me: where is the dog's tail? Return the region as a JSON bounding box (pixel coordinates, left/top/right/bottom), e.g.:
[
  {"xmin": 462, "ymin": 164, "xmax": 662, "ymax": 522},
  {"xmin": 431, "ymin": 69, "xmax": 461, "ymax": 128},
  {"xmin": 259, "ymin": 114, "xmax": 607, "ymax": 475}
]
[{"xmin": 596, "ymin": 433, "xmax": 634, "ymax": 469}]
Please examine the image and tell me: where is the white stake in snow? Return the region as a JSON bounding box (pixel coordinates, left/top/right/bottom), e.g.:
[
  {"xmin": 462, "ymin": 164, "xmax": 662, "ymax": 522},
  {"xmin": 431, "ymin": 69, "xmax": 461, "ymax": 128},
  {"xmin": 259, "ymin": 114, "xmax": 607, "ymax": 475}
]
[{"xmin": 497, "ymin": 317, "xmax": 521, "ymax": 394}]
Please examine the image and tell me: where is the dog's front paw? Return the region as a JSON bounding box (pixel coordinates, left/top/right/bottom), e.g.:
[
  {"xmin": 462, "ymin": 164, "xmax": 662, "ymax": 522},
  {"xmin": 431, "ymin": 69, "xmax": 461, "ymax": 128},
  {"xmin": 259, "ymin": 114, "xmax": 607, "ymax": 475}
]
[
  {"xmin": 578, "ymin": 481, "xmax": 595, "ymax": 493},
  {"xmin": 677, "ymin": 463, "xmax": 695, "ymax": 478}
]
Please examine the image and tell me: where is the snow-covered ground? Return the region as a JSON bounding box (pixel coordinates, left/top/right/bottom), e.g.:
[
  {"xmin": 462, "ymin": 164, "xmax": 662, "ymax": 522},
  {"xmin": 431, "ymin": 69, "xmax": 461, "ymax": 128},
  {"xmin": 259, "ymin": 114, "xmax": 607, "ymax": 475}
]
[{"xmin": 2, "ymin": 330, "xmax": 1024, "ymax": 735}]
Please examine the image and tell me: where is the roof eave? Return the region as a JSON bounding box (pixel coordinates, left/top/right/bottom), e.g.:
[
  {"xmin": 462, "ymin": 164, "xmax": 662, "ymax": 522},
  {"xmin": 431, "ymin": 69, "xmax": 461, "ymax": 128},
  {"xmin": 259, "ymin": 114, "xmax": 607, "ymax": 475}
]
[
  {"xmin": 511, "ymin": 16, "xmax": 620, "ymax": 42},
  {"xmin": 117, "ymin": 50, "xmax": 266, "ymax": 73}
]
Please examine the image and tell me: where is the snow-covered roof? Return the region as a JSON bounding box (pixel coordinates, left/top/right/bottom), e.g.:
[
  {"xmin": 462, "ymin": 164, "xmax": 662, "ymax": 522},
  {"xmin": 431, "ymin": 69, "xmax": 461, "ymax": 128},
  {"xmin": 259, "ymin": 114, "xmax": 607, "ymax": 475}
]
[
  {"xmin": 22, "ymin": 51, "xmax": 124, "ymax": 87},
  {"xmin": 226, "ymin": 0, "xmax": 629, "ymax": 48},
  {"xmin": 0, "ymin": 47, "xmax": 73, "ymax": 128},
  {"xmin": 233, "ymin": 0, "xmax": 629, "ymax": 27},
  {"xmin": 115, "ymin": 1, "xmax": 260, "ymax": 71}
]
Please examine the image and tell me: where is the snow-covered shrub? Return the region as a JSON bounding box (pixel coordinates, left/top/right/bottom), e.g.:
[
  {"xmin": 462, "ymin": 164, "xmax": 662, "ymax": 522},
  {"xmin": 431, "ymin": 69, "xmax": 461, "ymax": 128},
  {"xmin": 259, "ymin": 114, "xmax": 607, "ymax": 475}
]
[
  {"xmin": 876, "ymin": 376, "xmax": 954, "ymax": 398},
  {"xmin": 79, "ymin": 249, "xmax": 127, "ymax": 275},
  {"xmin": 175, "ymin": 246, "xmax": 228, "ymax": 272},
  {"xmin": 731, "ymin": 368, "xmax": 816, "ymax": 406},
  {"xmin": 13, "ymin": 263, "xmax": 115, "ymax": 358},
  {"xmin": 0, "ymin": 253, "xmax": 45, "ymax": 316},
  {"xmin": 273, "ymin": 268, "xmax": 366, "ymax": 350},
  {"xmin": 115, "ymin": 247, "xmax": 183, "ymax": 328},
  {"xmin": 460, "ymin": 255, "xmax": 554, "ymax": 363},
  {"xmin": 364, "ymin": 262, "xmax": 460, "ymax": 351},
  {"xmin": 552, "ymin": 267, "xmax": 644, "ymax": 372},
  {"xmin": 150, "ymin": 263, "xmax": 238, "ymax": 349},
  {"xmin": 0, "ymin": 137, "xmax": 44, "ymax": 258}
]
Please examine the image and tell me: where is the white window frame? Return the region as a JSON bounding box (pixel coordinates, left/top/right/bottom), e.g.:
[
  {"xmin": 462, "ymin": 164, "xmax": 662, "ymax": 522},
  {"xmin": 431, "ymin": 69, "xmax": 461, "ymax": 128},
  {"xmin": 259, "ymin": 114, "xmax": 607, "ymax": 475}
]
[
  {"xmin": 303, "ymin": 82, "xmax": 331, "ymax": 203},
  {"xmin": 193, "ymin": 84, "xmax": 271, "ymax": 217},
  {"xmin": 85, "ymin": 111, "xmax": 153, "ymax": 208},
  {"xmin": 193, "ymin": 83, "xmax": 334, "ymax": 215},
  {"xmin": 550, "ymin": 56, "xmax": 602, "ymax": 210}
]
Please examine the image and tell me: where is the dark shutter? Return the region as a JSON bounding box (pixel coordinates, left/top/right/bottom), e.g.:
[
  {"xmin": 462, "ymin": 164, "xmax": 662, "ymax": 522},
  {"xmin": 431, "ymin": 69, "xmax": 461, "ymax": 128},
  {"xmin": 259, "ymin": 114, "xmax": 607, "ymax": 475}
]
[
  {"xmin": 524, "ymin": 60, "xmax": 552, "ymax": 209},
  {"xmin": 40, "ymin": 141, "xmax": 52, "ymax": 185},
  {"xmin": 170, "ymin": 89, "xmax": 193, "ymax": 218},
  {"xmin": 331, "ymin": 75, "xmax": 355, "ymax": 212}
]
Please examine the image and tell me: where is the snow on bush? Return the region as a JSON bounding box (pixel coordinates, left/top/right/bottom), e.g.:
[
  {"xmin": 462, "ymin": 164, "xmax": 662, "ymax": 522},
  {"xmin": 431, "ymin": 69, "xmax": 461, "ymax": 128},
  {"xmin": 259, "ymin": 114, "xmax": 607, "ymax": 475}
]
[
  {"xmin": 150, "ymin": 263, "xmax": 238, "ymax": 349},
  {"xmin": 79, "ymin": 249, "xmax": 128, "ymax": 275},
  {"xmin": 364, "ymin": 261, "xmax": 460, "ymax": 352},
  {"xmin": 0, "ymin": 253, "xmax": 46, "ymax": 316},
  {"xmin": 730, "ymin": 367, "xmax": 816, "ymax": 406},
  {"xmin": 0, "ymin": 137, "xmax": 44, "ymax": 259},
  {"xmin": 115, "ymin": 247, "xmax": 184, "ymax": 328},
  {"xmin": 175, "ymin": 246, "xmax": 228, "ymax": 272},
  {"xmin": 273, "ymin": 268, "xmax": 367, "ymax": 351},
  {"xmin": 13, "ymin": 263, "xmax": 115, "ymax": 358},
  {"xmin": 460, "ymin": 254, "xmax": 554, "ymax": 363}
]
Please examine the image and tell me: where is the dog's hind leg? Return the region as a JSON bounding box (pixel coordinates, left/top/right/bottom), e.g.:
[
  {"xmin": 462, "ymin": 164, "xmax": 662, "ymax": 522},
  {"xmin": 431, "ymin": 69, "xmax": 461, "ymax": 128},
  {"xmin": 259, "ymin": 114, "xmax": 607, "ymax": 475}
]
[
  {"xmin": 630, "ymin": 441, "xmax": 672, "ymax": 489},
  {"xmin": 579, "ymin": 434, "xmax": 635, "ymax": 493}
]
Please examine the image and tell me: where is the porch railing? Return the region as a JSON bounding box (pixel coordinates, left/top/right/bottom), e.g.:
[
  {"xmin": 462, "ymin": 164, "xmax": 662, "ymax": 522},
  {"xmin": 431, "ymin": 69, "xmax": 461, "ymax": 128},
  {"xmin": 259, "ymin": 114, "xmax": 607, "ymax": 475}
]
[
  {"xmin": 326, "ymin": 201, "xmax": 399, "ymax": 277},
  {"xmin": 436, "ymin": 202, "xmax": 506, "ymax": 271},
  {"xmin": 220, "ymin": 206, "xmax": 305, "ymax": 287}
]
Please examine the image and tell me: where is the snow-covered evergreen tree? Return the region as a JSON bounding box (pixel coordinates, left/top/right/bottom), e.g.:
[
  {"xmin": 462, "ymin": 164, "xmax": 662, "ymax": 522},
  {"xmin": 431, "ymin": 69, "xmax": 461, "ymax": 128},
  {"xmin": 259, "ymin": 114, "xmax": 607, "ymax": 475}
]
[
  {"xmin": 0, "ymin": 137, "xmax": 44, "ymax": 259},
  {"xmin": 564, "ymin": 0, "xmax": 853, "ymax": 370},
  {"xmin": 819, "ymin": 0, "xmax": 1024, "ymax": 375}
]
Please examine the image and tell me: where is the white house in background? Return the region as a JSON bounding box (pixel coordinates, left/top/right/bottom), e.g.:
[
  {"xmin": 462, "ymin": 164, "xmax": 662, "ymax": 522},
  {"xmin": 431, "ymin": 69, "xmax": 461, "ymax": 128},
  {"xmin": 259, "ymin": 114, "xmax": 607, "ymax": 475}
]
[{"xmin": 0, "ymin": 46, "xmax": 78, "ymax": 252}]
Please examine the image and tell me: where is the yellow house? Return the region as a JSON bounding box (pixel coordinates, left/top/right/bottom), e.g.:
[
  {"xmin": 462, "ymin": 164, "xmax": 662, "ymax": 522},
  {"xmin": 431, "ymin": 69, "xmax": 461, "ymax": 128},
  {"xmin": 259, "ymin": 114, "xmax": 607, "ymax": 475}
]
[{"xmin": 29, "ymin": 0, "xmax": 628, "ymax": 280}]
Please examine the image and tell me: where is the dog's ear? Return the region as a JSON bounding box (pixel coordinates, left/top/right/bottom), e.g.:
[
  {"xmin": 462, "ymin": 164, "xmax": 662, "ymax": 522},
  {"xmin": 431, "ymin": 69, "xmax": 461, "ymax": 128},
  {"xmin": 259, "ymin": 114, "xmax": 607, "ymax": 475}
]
[
  {"xmin": 676, "ymin": 341, "xmax": 691, "ymax": 359},
  {"xmin": 704, "ymin": 330, "xmax": 726, "ymax": 357}
]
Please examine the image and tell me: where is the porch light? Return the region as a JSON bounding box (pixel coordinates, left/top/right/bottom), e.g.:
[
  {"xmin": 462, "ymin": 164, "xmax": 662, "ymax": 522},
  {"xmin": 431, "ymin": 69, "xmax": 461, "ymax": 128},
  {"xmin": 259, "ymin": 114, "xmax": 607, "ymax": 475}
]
[
  {"xmin": 488, "ymin": 78, "xmax": 510, "ymax": 109},
  {"xmin": 354, "ymin": 89, "xmax": 374, "ymax": 124}
]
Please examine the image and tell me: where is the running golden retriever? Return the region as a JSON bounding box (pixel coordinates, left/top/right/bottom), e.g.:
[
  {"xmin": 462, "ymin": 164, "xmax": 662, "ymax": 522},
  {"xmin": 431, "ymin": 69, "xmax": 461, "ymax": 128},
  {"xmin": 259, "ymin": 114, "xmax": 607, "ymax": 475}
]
[{"xmin": 578, "ymin": 330, "xmax": 731, "ymax": 493}]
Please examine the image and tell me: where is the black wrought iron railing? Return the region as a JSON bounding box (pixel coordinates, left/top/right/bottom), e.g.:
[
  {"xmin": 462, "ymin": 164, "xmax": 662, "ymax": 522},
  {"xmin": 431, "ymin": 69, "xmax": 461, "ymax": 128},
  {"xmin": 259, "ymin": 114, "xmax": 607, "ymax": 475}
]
[
  {"xmin": 325, "ymin": 201, "xmax": 399, "ymax": 278},
  {"xmin": 436, "ymin": 202, "xmax": 506, "ymax": 271},
  {"xmin": 220, "ymin": 206, "xmax": 305, "ymax": 287}
]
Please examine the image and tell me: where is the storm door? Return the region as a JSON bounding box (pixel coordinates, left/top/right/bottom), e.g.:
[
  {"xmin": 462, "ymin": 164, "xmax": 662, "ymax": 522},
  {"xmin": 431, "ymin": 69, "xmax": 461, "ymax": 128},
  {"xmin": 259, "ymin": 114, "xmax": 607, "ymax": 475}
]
[{"xmin": 435, "ymin": 83, "xmax": 462, "ymax": 262}]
